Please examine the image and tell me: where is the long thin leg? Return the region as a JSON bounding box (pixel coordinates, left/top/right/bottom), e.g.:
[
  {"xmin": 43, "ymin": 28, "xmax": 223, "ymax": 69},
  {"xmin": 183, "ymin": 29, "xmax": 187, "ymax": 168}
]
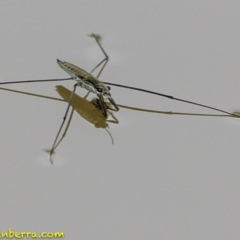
[
  {"xmin": 89, "ymin": 34, "xmax": 109, "ymax": 79},
  {"xmin": 96, "ymin": 58, "xmax": 109, "ymax": 79},
  {"xmin": 0, "ymin": 87, "xmax": 64, "ymax": 102},
  {"xmin": 0, "ymin": 77, "xmax": 72, "ymax": 86},
  {"xmin": 50, "ymin": 106, "xmax": 75, "ymax": 155},
  {"xmin": 102, "ymin": 82, "xmax": 240, "ymax": 118},
  {"xmin": 49, "ymin": 83, "xmax": 78, "ymax": 164},
  {"xmin": 49, "ymin": 91, "xmax": 91, "ymax": 157}
]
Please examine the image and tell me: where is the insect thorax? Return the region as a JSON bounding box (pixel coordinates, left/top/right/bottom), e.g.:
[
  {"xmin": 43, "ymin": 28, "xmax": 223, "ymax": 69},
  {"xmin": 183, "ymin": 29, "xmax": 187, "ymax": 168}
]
[{"xmin": 76, "ymin": 77, "xmax": 97, "ymax": 93}]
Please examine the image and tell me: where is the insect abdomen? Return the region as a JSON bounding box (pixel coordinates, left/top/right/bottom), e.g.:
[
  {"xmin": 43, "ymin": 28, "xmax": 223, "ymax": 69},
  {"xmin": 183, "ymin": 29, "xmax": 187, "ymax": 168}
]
[{"xmin": 57, "ymin": 59, "xmax": 93, "ymax": 80}]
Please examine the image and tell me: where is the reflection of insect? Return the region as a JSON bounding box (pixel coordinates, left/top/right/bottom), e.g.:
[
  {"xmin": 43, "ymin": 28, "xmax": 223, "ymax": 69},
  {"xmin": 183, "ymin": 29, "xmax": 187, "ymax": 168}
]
[{"xmin": 0, "ymin": 34, "xmax": 239, "ymax": 163}]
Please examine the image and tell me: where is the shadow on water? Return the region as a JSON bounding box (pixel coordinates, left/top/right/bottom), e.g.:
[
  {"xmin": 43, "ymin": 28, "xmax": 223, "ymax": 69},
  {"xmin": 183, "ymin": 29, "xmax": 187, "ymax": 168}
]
[{"xmin": 0, "ymin": 86, "xmax": 238, "ymax": 155}]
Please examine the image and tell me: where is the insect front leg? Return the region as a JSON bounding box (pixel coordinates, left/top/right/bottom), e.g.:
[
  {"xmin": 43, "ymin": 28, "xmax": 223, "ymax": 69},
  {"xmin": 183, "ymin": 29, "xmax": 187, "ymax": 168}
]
[
  {"xmin": 89, "ymin": 33, "xmax": 109, "ymax": 78},
  {"xmin": 97, "ymin": 94, "xmax": 108, "ymax": 117}
]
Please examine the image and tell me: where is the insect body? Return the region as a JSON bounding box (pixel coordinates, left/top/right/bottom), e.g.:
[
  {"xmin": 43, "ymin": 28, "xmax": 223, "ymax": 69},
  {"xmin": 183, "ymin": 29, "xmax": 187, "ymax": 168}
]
[{"xmin": 57, "ymin": 59, "xmax": 119, "ymax": 117}]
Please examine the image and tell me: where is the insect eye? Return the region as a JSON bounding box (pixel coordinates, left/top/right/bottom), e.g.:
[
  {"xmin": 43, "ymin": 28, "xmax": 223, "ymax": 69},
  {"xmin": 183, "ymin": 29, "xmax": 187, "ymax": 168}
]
[
  {"xmin": 107, "ymin": 86, "xmax": 111, "ymax": 90},
  {"xmin": 97, "ymin": 87, "xmax": 103, "ymax": 93}
]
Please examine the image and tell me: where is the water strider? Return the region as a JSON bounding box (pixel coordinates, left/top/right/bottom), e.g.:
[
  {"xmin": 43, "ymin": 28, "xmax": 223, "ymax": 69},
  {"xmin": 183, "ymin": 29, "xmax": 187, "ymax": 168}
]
[{"xmin": 0, "ymin": 34, "xmax": 239, "ymax": 163}]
